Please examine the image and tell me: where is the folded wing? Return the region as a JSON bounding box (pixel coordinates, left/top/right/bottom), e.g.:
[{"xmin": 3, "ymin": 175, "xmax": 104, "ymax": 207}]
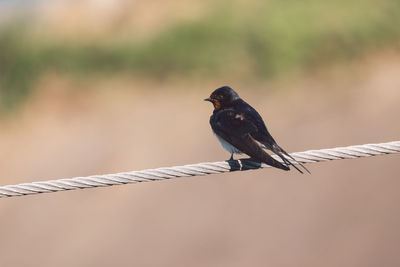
[{"xmin": 211, "ymin": 110, "xmax": 289, "ymax": 171}]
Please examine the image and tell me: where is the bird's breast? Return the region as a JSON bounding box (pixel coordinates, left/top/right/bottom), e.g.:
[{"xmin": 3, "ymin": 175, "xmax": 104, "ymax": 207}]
[{"xmin": 213, "ymin": 131, "xmax": 242, "ymax": 154}]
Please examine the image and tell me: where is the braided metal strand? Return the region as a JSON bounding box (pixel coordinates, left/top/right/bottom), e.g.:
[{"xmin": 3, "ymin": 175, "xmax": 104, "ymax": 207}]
[{"xmin": 0, "ymin": 141, "xmax": 399, "ymax": 198}]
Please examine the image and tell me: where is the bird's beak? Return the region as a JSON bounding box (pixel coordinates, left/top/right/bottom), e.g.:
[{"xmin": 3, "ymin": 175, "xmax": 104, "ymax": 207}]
[{"xmin": 204, "ymin": 98, "xmax": 213, "ymax": 102}]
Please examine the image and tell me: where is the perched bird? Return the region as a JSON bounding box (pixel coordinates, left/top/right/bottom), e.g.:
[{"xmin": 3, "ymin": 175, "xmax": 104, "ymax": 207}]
[{"xmin": 205, "ymin": 86, "xmax": 309, "ymax": 174}]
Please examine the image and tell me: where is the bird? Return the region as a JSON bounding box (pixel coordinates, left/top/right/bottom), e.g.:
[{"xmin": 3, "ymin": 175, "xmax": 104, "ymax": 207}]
[{"xmin": 204, "ymin": 86, "xmax": 310, "ymax": 174}]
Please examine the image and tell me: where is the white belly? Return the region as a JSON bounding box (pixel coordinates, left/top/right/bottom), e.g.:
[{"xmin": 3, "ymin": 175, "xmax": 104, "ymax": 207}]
[{"xmin": 214, "ymin": 132, "xmax": 242, "ymax": 154}]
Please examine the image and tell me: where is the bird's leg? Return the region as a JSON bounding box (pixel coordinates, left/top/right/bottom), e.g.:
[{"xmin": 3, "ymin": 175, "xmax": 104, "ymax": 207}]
[{"xmin": 229, "ymin": 153, "xmax": 234, "ymax": 161}]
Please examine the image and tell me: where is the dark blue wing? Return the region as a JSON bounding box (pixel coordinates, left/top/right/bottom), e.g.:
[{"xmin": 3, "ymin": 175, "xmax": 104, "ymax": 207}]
[{"xmin": 210, "ymin": 109, "xmax": 289, "ymax": 171}]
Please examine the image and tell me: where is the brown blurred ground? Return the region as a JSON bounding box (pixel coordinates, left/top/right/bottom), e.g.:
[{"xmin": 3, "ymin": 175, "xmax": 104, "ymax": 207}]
[{"xmin": 0, "ymin": 49, "xmax": 399, "ymax": 267}]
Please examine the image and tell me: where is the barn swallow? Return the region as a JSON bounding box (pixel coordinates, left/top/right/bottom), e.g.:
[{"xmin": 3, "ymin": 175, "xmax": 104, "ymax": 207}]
[{"xmin": 205, "ymin": 86, "xmax": 310, "ymax": 174}]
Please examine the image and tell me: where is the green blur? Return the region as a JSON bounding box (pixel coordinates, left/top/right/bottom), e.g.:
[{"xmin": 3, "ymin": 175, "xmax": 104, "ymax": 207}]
[{"xmin": 1, "ymin": 0, "xmax": 400, "ymax": 110}]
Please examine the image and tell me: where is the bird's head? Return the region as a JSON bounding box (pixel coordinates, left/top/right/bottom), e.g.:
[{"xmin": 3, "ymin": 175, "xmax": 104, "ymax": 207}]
[{"xmin": 204, "ymin": 86, "xmax": 240, "ymax": 110}]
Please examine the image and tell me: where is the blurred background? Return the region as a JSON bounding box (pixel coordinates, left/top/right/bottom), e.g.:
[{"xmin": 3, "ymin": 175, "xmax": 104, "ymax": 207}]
[{"xmin": 0, "ymin": 0, "xmax": 399, "ymax": 266}]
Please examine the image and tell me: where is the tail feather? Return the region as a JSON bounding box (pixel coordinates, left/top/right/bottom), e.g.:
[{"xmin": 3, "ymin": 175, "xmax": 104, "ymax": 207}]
[
  {"xmin": 273, "ymin": 145, "xmax": 311, "ymax": 174},
  {"xmin": 231, "ymin": 134, "xmax": 290, "ymax": 171},
  {"xmin": 258, "ymin": 152, "xmax": 290, "ymax": 171},
  {"xmin": 278, "ymin": 153, "xmax": 304, "ymax": 174},
  {"xmin": 246, "ymin": 139, "xmax": 290, "ymax": 171}
]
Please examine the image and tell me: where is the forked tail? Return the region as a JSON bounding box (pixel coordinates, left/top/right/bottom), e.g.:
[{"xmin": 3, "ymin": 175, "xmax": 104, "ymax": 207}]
[{"xmin": 272, "ymin": 144, "xmax": 311, "ymax": 174}]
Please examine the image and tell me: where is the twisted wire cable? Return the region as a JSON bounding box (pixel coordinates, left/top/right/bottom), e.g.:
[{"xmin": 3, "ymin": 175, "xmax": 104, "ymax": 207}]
[{"xmin": 0, "ymin": 141, "xmax": 399, "ymax": 198}]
